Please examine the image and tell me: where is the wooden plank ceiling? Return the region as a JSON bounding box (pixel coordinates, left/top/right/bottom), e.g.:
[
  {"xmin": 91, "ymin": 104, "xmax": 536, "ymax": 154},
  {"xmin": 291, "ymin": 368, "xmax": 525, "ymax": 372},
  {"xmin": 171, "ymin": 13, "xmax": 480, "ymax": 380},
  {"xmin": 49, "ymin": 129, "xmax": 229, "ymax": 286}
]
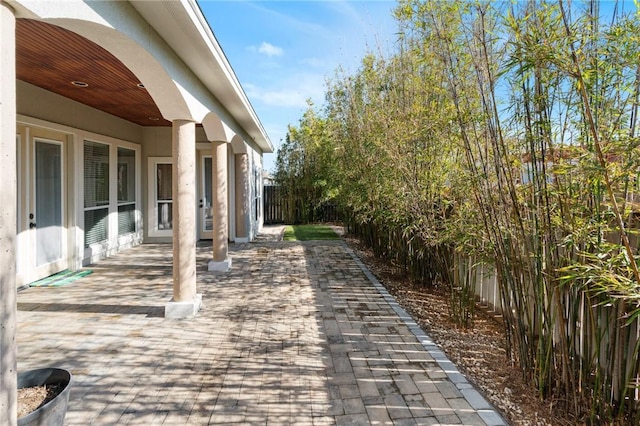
[{"xmin": 16, "ymin": 19, "xmax": 171, "ymax": 127}]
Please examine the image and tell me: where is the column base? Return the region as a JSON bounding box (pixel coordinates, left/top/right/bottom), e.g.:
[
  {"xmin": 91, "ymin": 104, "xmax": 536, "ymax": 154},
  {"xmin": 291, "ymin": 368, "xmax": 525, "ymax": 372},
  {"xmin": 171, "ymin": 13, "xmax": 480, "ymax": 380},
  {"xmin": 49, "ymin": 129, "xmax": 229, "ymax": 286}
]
[
  {"xmin": 208, "ymin": 257, "xmax": 232, "ymax": 272},
  {"xmin": 165, "ymin": 294, "xmax": 202, "ymax": 319}
]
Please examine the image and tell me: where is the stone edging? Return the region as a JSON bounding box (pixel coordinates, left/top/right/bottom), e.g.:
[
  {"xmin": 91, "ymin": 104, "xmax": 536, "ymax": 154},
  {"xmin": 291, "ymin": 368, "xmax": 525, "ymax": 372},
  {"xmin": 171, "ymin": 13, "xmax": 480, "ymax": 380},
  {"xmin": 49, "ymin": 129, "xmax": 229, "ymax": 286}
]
[{"xmin": 343, "ymin": 243, "xmax": 508, "ymax": 426}]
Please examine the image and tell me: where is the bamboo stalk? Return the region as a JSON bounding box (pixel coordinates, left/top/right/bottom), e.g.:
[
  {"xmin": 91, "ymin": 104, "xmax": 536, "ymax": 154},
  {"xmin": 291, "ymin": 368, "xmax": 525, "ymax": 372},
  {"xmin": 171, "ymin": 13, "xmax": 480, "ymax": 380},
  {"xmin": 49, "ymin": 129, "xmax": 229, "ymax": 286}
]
[{"xmin": 559, "ymin": 0, "xmax": 640, "ymax": 287}]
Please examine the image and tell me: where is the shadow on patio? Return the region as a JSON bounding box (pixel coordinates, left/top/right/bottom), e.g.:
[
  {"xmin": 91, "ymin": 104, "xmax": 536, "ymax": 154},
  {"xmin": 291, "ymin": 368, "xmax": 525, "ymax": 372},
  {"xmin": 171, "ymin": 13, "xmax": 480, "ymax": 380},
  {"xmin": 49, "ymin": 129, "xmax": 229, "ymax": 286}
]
[{"xmin": 16, "ymin": 237, "xmax": 502, "ymax": 425}]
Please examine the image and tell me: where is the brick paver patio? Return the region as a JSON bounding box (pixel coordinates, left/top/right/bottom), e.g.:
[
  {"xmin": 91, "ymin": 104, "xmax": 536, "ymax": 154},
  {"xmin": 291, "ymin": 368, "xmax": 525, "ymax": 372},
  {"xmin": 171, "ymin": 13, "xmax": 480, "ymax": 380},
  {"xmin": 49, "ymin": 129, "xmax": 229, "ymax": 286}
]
[{"xmin": 16, "ymin": 229, "xmax": 506, "ymax": 425}]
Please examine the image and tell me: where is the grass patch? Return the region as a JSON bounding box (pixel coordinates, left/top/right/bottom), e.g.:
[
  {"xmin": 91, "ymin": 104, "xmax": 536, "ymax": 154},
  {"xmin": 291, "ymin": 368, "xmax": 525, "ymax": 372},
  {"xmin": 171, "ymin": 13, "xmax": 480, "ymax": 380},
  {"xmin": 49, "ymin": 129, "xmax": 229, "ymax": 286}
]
[{"xmin": 283, "ymin": 224, "xmax": 340, "ymax": 241}]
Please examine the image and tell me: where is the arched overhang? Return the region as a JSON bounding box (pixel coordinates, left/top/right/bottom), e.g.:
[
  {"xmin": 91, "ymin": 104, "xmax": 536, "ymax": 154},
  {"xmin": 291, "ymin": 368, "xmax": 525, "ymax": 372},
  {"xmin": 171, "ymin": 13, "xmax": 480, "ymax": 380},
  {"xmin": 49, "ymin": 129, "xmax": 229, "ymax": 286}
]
[
  {"xmin": 43, "ymin": 18, "xmax": 194, "ymax": 123},
  {"xmin": 10, "ymin": 0, "xmax": 213, "ymax": 123},
  {"xmin": 230, "ymin": 134, "xmax": 247, "ymax": 154},
  {"xmin": 202, "ymin": 112, "xmax": 236, "ymax": 143},
  {"xmin": 11, "ymin": 0, "xmax": 273, "ymax": 149}
]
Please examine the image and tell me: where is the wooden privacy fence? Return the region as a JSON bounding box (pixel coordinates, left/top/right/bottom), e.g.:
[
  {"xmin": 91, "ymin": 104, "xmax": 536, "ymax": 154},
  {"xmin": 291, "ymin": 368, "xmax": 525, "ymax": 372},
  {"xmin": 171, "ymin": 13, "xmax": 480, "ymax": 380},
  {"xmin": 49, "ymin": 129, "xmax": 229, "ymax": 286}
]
[
  {"xmin": 263, "ymin": 185, "xmax": 284, "ymax": 224},
  {"xmin": 262, "ymin": 185, "xmax": 342, "ymax": 224},
  {"xmin": 458, "ymin": 257, "xmax": 640, "ymax": 415}
]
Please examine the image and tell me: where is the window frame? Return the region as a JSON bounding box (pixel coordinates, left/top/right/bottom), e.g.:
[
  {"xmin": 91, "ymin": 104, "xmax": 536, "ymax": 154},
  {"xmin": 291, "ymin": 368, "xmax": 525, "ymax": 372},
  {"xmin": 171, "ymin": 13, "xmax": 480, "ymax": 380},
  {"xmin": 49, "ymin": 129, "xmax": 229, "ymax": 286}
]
[
  {"xmin": 117, "ymin": 147, "xmax": 137, "ymax": 237},
  {"xmin": 83, "ymin": 140, "xmax": 111, "ymax": 248},
  {"xmin": 83, "ymin": 139, "xmax": 140, "ymax": 252}
]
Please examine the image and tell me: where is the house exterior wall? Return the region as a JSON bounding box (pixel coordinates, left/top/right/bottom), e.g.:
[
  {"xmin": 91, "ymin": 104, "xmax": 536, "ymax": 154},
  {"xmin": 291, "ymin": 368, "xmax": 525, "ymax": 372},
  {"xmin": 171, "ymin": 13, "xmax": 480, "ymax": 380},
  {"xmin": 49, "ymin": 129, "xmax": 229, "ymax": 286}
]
[
  {"xmin": 141, "ymin": 127, "xmax": 172, "ymax": 243},
  {"xmin": 7, "ymin": 0, "xmax": 272, "ymax": 290},
  {"xmin": 16, "ymin": 81, "xmax": 146, "ymax": 272},
  {"xmin": 17, "ymin": 81, "xmax": 143, "ymax": 143},
  {"xmin": 15, "ymin": 112, "xmax": 144, "ymax": 283},
  {"xmin": 15, "ymin": 90, "xmax": 266, "ymax": 277},
  {"xmin": 140, "ymin": 127, "xmax": 264, "ymax": 244}
]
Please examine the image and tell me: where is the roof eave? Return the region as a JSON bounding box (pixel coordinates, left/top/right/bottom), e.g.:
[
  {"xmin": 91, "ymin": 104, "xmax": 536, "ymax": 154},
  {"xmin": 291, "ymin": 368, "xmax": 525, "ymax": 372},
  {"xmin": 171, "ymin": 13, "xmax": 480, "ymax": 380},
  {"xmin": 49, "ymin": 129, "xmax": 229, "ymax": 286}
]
[{"xmin": 131, "ymin": 0, "xmax": 273, "ymax": 153}]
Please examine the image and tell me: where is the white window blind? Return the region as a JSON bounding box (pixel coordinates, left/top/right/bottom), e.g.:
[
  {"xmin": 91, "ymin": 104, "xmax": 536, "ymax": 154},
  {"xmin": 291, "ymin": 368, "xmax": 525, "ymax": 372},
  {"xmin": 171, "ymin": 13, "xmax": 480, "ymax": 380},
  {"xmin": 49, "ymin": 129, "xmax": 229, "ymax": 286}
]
[
  {"xmin": 84, "ymin": 209, "xmax": 108, "ymax": 247},
  {"xmin": 84, "ymin": 141, "xmax": 109, "ymax": 208},
  {"xmin": 84, "ymin": 141, "xmax": 109, "ymax": 247},
  {"xmin": 117, "ymin": 147, "xmax": 136, "ymax": 236}
]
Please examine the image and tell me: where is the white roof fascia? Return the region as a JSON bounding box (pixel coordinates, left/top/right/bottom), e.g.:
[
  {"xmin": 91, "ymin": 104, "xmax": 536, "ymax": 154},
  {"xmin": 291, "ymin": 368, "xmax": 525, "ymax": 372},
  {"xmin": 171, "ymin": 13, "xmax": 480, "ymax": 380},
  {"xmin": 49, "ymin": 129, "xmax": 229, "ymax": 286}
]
[{"xmin": 130, "ymin": 0, "xmax": 273, "ymax": 153}]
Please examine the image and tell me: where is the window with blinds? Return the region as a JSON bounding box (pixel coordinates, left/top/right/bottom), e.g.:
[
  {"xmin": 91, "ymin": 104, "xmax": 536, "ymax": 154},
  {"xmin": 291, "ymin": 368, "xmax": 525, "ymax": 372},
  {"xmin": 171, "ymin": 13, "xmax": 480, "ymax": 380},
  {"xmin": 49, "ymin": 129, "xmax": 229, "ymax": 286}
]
[
  {"xmin": 117, "ymin": 147, "xmax": 136, "ymax": 236},
  {"xmin": 118, "ymin": 204, "xmax": 135, "ymax": 235},
  {"xmin": 84, "ymin": 141, "xmax": 109, "ymax": 247}
]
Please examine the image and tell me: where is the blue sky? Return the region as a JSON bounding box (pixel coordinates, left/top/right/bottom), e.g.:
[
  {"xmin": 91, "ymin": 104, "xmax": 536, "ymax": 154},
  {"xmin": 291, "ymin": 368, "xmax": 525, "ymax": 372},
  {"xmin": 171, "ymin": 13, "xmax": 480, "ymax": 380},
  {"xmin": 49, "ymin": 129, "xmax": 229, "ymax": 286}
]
[{"xmin": 199, "ymin": 0, "xmax": 399, "ymax": 172}]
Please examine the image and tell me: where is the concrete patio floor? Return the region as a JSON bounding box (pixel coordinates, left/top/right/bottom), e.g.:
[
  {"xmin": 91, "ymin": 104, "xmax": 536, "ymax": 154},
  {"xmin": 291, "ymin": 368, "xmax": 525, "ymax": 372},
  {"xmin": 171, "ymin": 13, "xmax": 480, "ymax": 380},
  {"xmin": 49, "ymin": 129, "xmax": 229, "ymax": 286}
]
[{"xmin": 16, "ymin": 229, "xmax": 507, "ymax": 425}]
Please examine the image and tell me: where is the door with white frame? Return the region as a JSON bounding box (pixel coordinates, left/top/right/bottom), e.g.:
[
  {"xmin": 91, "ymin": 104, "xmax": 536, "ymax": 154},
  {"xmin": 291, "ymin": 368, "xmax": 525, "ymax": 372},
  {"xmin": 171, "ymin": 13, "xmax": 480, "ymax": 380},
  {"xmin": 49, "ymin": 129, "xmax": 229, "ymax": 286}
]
[
  {"xmin": 149, "ymin": 154, "xmax": 214, "ymax": 240},
  {"xmin": 148, "ymin": 157, "xmax": 173, "ymax": 238},
  {"xmin": 21, "ymin": 137, "xmax": 68, "ymax": 284},
  {"xmin": 199, "ymin": 153, "xmax": 213, "ymax": 240}
]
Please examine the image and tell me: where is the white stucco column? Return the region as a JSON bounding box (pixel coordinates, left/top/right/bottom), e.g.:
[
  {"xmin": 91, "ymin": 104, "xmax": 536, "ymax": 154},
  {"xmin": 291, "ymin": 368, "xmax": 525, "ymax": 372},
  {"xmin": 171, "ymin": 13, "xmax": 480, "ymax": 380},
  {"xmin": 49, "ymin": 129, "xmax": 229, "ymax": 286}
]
[
  {"xmin": 165, "ymin": 120, "xmax": 201, "ymax": 318},
  {"xmin": 234, "ymin": 153, "xmax": 250, "ymax": 243},
  {"xmin": 209, "ymin": 141, "xmax": 231, "ymax": 271},
  {"xmin": 0, "ymin": 3, "xmax": 17, "ymax": 425}
]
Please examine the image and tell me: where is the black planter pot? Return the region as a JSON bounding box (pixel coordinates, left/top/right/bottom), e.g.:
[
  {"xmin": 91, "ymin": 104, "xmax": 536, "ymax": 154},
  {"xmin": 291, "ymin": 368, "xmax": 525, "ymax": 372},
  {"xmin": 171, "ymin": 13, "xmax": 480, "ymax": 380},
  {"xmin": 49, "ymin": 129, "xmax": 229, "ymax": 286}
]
[{"xmin": 17, "ymin": 368, "xmax": 72, "ymax": 426}]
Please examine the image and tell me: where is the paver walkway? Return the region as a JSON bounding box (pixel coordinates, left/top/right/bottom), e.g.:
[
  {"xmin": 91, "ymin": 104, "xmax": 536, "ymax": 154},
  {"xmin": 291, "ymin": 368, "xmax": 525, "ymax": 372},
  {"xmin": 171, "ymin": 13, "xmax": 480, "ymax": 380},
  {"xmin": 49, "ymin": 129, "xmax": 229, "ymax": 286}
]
[{"xmin": 16, "ymin": 231, "xmax": 507, "ymax": 425}]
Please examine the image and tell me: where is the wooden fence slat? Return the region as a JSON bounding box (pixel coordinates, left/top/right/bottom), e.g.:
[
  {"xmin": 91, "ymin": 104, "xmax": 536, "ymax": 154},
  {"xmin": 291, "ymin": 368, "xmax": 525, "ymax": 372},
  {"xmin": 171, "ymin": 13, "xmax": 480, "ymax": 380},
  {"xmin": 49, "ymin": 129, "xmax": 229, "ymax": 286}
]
[
  {"xmin": 263, "ymin": 185, "xmax": 284, "ymax": 224},
  {"xmin": 262, "ymin": 185, "xmax": 341, "ymax": 224}
]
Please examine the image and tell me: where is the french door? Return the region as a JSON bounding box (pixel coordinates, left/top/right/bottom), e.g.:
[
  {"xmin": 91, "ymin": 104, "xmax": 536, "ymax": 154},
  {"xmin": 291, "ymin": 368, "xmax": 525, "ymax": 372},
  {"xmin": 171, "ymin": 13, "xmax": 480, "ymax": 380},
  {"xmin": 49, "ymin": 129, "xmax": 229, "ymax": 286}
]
[
  {"xmin": 199, "ymin": 154, "xmax": 213, "ymax": 240},
  {"xmin": 18, "ymin": 137, "xmax": 67, "ymax": 284}
]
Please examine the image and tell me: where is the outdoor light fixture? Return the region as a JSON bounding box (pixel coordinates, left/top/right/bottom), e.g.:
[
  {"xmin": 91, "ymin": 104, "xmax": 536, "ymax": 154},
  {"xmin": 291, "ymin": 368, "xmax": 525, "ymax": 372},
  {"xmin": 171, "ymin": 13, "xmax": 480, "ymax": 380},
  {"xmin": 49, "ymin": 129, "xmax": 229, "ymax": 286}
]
[
  {"xmin": 137, "ymin": 83, "xmax": 145, "ymax": 89},
  {"xmin": 71, "ymin": 81, "xmax": 88, "ymax": 87}
]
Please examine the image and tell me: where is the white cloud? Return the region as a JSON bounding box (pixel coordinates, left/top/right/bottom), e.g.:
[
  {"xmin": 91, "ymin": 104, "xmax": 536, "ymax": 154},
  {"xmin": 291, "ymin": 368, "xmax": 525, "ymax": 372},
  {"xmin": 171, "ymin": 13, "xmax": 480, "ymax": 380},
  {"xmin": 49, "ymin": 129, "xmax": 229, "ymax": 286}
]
[
  {"xmin": 246, "ymin": 3, "xmax": 331, "ymax": 39},
  {"xmin": 301, "ymin": 57, "xmax": 326, "ymax": 68},
  {"xmin": 245, "ymin": 83, "xmax": 307, "ymax": 109},
  {"xmin": 244, "ymin": 73, "xmax": 326, "ymax": 109},
  {"xmin": 258, "ymin": 42, "xmax": 284, "ymax": 57}
]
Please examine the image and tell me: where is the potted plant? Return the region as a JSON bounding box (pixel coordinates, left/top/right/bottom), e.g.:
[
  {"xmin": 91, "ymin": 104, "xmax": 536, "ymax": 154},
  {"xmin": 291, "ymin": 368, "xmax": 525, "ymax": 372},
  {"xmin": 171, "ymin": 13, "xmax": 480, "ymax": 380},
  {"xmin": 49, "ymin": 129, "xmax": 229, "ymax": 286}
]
[{"xmin": 17, "ymin": 368, "xmax": 72, "ymax": 426}]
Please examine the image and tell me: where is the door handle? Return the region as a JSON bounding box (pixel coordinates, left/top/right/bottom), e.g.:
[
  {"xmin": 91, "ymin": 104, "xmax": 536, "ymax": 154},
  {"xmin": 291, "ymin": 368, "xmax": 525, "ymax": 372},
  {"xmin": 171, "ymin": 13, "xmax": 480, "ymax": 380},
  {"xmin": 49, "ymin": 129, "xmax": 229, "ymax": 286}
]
[{"xmin": 29, "ymin": 222, "xmax": 37, "ymax": 229}]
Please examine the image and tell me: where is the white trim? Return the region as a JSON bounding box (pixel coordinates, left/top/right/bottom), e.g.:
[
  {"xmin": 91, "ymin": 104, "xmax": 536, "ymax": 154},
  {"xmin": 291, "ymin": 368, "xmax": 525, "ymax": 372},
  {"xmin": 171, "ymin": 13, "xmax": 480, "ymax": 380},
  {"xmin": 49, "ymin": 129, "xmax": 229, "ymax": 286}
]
[
  {"xmin": 251, "ymin": 152, "xmax": 263, "ymax": 239},
  {"xmin": 148, "ymin": 157, "xmax": 173, "ymax": 238},
  {"xmin": 208, "ymin": 257, "xmax": 232, "ymax": 272},
  {"xmin": 165, "ymin": 293, "xmax": 202, "ymax": 319},
  {"xmin": 17, "ymin": 114, "xmax": 140, "ymax": 149},
  {"xmin": 116, "ymin": 146, "xmax": 138, "ymax": 239},
  {"xmin": 15, "ymin": 115, "xmax": 143, "ymax": 268},
  {"xmin": 109, "ymin": 142, "xmax": 118, "ymax": 249},
  {"xmin": 228, "ymin": 145, "xmax": 236, "ymax": 242},
  {"xmin": 81, "ymin": 138, "xmax": 142, "ymax": 264},
  {"xmin": 71, "ymin": 132, "xmax": 84, "ymax": 270},
  {"xmin": 82, "ymin": 139, "xmax": 112, "ymax": 258},
  {"xmin": 198, "ymin": 153, "xmax": 213, "ymax": 240}
]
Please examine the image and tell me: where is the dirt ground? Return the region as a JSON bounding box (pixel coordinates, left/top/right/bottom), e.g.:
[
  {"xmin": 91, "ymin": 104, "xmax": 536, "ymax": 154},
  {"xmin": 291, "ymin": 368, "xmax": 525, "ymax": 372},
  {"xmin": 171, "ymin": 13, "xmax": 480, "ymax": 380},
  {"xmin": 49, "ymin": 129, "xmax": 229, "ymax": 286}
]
[{"xmin": 345, "ymin": 236, "xmax": 577, "ymax": 426}]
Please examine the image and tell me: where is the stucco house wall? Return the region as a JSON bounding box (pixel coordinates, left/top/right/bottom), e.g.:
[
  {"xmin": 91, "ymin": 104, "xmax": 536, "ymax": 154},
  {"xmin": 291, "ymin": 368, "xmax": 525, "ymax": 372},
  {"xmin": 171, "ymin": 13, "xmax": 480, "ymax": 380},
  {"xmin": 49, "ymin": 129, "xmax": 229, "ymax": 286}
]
[{"xmin": 17, "ymin": 80, "xmax": 266, "ymax": 267}]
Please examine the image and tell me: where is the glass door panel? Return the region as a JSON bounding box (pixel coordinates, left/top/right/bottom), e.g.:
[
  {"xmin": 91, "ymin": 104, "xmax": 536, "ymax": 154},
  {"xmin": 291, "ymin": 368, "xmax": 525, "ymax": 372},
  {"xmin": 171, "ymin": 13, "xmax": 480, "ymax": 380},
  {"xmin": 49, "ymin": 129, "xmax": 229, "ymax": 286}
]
[
  {"xmin": 156, "ymin": 163, "xmax": 172, "ymax": 230},
  {"xmin": 203, "ymin": 157, "xmax": 213, "ymax": 232},
  {"xmin": 35, "ymin": 141, "xmax": 63, "ymax": 266}
]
